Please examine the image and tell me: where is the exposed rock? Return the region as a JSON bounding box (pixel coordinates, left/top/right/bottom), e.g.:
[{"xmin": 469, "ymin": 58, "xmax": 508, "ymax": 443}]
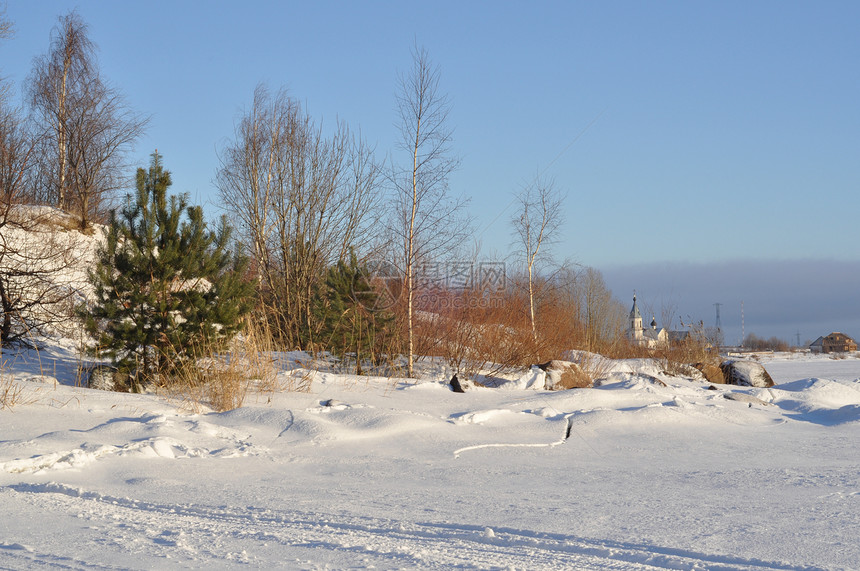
[
  {"xmin": 25, "ymin": 375, "xmax": 57, "ymax": 384},
  {"xmin": 536, "ymin": 360, "xmax": 562, "ymax": 371},
  {"xmin": 723, "ymin": 392, "xmax": 770, "ymax": 406},
  {"xmin": 86, "ymin": 365, "xmax": 119, "ymax": 391},
  {"xmin": 640, "ymin": 373, "xmax": 668, "ymax": 387},
  {"xmin": 450, "ymin": 374, "xmax": 465, "ymax": 393},
  {"xmin": 719, "ymin": 360, "xmax": 775, "ymax": 388},
  {"xmin": 537, "ymin": 360, "xmax": 591, "ymax": 390},
  {"xmin": 670, "ymin": 363, "xmax": 707, "ymax": 381},
  {"xmin": 694, "ymin": 362, "xmax": 726, "ymax": 384}
]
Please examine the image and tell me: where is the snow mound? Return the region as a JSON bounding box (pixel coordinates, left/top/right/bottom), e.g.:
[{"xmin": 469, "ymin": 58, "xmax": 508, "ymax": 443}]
[
  {"xmin": 498, "ymin": 366, "xmax": 546, "ymax": 390},
  {"xmin": 282, "ymin": 405, "xmax": 441, "ymax": 445},
  {"xmin": 764, "ymin": 377, "xmax": 860, "ymax": 425},
  {"xmin": 1, "ymin": 413, "xmax": 260, "ymax": 474},
  {"xmin": 451, "ymin": 409, "xmax": 520, "ymax": 425}
]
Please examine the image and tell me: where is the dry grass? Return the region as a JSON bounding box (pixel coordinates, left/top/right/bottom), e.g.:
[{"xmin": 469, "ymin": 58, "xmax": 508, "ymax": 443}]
[
  {"xmin": 159, "ymin": 316, "xmax": 290, "ymax": 412},
  {"xmin": 1, "ymin": 376, "xmax": 31, "ymax": 410},
  {"xmin": 7, "ymin": 204, "xmax": 82, "ymax": 231},
  {"xmin": 280, "ymin": 366, "xmax": 316, "ymax": 393},
  {"xmin": 1, "ymin": 359, "xmax": 39, "ymax": 410},
  {"xmin": 0, "ymin": 353, "xmax": 41, "ymax": 410},
  {"xmin": 228, "ymin": 315, "xmax": 284, "ymax": 393}
]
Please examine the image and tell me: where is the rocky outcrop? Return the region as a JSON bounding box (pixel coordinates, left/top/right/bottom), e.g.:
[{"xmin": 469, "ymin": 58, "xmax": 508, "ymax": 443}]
[
  {"xmin": 87, "ymin": 365, "xmax": 123, "ymax": 391},
  {"xmin": 719, "ymin": 360, "xmax": 775, "ymax": 388},
  {"xmin": 450, "ymin": 374, "xmax": 465, "ymax": 393},
  {"xmin": 693, "ymin": 362, "xmax": 726, "ymax": 384},
  {"xmin": 537, "ymin": 360, "xmax": 592, "ymax": 390}
]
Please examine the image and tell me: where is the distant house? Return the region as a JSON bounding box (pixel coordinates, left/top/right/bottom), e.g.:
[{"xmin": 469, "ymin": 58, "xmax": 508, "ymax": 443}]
[{"xmin": 809, "ymin": 332, "xmax": 858, "ymax": 354}]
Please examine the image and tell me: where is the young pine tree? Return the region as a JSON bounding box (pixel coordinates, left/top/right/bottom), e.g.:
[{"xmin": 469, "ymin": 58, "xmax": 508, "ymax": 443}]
[
  {"xmin": 85, "ymin": 151, "xmax": 253, "ymax": 385},
  {"xmin": 314, "ymin": 252, "xmax": 394, "ymax": 374}
]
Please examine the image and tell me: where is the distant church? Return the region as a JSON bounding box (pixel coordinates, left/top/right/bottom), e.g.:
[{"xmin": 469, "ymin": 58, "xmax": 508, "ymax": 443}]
[{"xmin": 627, "ymin": 294, "xmax": 669, "ymax": 349}]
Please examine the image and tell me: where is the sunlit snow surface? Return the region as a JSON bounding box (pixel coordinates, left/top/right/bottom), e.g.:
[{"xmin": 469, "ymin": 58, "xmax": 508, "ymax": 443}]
[{"xmin": 2, "ymin": 348, "xmax": 860, "ymax": 570}]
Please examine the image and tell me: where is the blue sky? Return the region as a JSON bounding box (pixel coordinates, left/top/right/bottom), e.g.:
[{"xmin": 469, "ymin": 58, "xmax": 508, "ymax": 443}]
[{"xmin": 2, "ymin": 1, "xmax": 858, "ymax": 343}]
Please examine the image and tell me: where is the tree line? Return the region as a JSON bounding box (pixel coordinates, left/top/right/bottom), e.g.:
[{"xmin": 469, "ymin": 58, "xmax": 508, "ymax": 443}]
[{"xmin": 1, "ymin": 10, "xmax": 628, "ymax": 384}]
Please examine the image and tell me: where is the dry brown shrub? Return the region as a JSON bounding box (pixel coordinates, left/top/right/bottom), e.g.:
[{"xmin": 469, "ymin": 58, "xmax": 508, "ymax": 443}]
[
  {"xmin": 410, "ymin": 266, "xmax": 647, "ymax": 386},
  {"xmin": 413, "ymin": 283, "xmax": 541, "ymax": 379},
  {"xmin": 413, "ymin": 274, "xmax": 591, "ymax": 380}
]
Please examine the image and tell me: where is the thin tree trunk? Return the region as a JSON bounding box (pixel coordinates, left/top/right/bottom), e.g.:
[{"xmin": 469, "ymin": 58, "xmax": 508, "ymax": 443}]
[
  {"xmin": 528, "ymin": 262, "xmax": 537, "ymax": 341},
  {"xmin": 0, "ymin": 279, "xmax": 12, "ymax": 346},
  {"xmin": 407, "ymin": 116, "xmax": 420, "ymax": 378},
  {"xmin": 58, "ymin": 49, "xmax": 69, "ymax": 209}
]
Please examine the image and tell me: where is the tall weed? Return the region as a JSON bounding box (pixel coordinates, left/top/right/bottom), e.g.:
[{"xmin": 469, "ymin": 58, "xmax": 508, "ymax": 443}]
[{"xmin": 161, "ymin": 315, "xmax": 286, "ymax": 412}]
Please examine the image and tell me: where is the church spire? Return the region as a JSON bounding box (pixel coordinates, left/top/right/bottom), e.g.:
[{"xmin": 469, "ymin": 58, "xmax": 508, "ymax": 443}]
[{"xmin": 629, "ymin": 294, "xmax": 641, "ymax": 320}]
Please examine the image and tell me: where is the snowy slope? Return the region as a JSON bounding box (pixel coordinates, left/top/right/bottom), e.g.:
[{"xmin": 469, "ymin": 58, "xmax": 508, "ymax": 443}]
[{"xmin": 2, "ymin": 348, "xmax": 860, "ymax": 570}]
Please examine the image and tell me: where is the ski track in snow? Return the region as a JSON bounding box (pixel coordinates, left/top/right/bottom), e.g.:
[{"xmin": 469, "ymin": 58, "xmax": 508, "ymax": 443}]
[{"xmin": 1, "ymin": 482, "xmax": 824, "ymax": 571}]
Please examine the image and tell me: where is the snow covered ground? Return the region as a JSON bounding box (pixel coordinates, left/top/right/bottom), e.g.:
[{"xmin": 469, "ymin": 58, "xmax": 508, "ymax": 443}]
[{"xmin": 2, "ymin": 347, "xmax": 859, "ymax": 570}]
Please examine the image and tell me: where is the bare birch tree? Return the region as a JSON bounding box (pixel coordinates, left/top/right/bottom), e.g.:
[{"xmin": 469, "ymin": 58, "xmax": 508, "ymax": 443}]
[
  {"xmin": 511, "ymin": 176, "xmax": 564, "ymax": 341},
  {"xmin": 578, "ymin": 266, "xmax": 625, "ymax": 353},
  {"xmin": 28, "ymin": 11, "xmax": 146, "ymax": 227},
  {"xmin": 28, "ymin": 12, "xmax": 94, "ymax": 209},
  {"xmin": 217, "ymin": 84, "xmax": 383, "ymax": 349},
  {"xmin": 392, "ymin": 45, "xmax": 468, "ymax": 377}
]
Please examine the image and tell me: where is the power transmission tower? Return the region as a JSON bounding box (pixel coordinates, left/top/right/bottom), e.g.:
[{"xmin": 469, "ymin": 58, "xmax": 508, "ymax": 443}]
[{"xmin": 714, "ymin": 302, "xmax": 722, "ymax": 331}]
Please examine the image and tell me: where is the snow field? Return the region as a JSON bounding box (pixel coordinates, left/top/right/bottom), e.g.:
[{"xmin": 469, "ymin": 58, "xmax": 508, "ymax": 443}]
[{"xmin": 1, "ymin": 351, "xmax": 859, "ymax": 569}]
